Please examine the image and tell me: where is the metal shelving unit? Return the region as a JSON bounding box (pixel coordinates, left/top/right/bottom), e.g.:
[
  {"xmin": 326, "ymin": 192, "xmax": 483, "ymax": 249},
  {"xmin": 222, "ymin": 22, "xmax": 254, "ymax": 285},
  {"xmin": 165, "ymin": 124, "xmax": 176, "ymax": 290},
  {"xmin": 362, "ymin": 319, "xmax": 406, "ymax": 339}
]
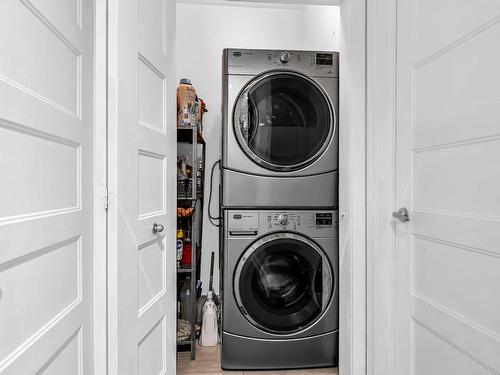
[{"xmin": 177, "ymin": 126, "xmax": 205, "ymax": 360}]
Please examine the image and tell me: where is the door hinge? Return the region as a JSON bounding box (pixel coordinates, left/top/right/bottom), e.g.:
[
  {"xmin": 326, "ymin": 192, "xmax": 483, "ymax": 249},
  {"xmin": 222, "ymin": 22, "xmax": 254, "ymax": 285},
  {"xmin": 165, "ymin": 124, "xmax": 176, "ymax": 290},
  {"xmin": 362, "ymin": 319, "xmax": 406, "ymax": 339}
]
[{"xmin": 104, "ymin": 187, "xmax": 110, "ymax": 211}]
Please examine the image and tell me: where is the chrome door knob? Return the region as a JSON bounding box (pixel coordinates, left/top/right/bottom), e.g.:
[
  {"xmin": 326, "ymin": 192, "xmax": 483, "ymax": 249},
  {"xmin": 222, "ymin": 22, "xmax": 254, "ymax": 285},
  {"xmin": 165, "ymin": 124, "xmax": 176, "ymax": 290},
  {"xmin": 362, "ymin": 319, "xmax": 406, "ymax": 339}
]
[
  {"xmin": 392, "ymin": 207, "xmax": 410, "ymax": 222},
  {"xmin": 152, "ymin": 223, "xmax": 164, "ymax": 233}
]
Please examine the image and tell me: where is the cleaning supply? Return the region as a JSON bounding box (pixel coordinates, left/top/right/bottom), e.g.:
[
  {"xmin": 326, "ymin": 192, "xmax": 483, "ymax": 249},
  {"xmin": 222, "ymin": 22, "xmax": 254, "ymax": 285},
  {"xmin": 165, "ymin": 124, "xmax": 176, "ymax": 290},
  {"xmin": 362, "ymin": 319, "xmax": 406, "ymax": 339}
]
[
  {"xmin": 176, "ymin": 229, "xmax": 184, "ymax": 267},
  {"xmin": 199, "ymin": 252, "xmax": 219, "ymax": 346},
  {"xmin": 177, "ymin": 155, "xmax": 188, "ymax": 179},
  {"xmin": 177, "ymin": 79, "xmax": 198, "ymax": 128},
  {"xmin": 176, "ymin": 239, "xmax": 183, "ymax": 267},
  {"xmin": 207, "ymin": 252, "xmax": 219, "ymax": 306},
  {"xmin": 199, "ymin": 290, "xmax": 219, "ymax": 346},
  {"xmin": 196, "ymin": 98, "xmax": 208, "ymax": 132},
  {"xmin": 181, "ymin": 235, "xmax": 192, "ymax": 267},
  {"xmin": 180, "ymin": 277, "xmax": 193, "ymax": 321}
]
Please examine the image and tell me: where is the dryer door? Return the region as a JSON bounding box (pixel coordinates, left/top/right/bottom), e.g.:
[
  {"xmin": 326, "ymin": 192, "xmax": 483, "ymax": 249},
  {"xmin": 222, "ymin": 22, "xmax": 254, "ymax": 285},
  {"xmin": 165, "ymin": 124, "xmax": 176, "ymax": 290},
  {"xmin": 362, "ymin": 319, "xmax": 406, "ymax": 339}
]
[
  {"xmin": 233, "ymin": 71, "xmax": 334, "ymax": 172},
  {"xmin": 234, "ymin": 233, "xmax": 333, "ymax": 334}
]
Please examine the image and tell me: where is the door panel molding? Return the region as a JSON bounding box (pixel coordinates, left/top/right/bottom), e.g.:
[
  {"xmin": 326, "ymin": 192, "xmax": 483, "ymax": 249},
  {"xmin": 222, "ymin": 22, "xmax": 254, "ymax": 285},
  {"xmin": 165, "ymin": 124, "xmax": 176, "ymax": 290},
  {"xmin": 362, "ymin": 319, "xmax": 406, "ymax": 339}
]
[
  {"xmin": 106, "ymin": 0, "xmax": 176, "ymax": 373},
  {"xmin": 0, "ymin": 0, "xmax": 93, "ymax": 373},
  {"xmin": 367, "ymin": 1, "xmax": 500, "ymax": 374}
]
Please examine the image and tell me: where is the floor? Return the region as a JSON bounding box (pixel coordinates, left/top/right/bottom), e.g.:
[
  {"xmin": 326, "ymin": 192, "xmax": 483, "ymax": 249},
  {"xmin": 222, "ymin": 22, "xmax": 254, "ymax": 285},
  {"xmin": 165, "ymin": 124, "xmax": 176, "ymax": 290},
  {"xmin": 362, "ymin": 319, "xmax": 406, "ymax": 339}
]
[{"xmin": 177, "ymin": 345, "xmax": 339, "ymax": 375}]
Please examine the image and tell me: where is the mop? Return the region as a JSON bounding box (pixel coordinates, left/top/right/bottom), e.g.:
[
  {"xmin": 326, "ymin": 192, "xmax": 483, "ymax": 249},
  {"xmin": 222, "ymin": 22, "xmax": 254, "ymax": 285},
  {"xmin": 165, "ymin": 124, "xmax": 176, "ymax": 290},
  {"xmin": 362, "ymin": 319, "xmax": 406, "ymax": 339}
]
[{"xmin": 199, "ymin": 252, "xmax": 219, "ymax": 346}]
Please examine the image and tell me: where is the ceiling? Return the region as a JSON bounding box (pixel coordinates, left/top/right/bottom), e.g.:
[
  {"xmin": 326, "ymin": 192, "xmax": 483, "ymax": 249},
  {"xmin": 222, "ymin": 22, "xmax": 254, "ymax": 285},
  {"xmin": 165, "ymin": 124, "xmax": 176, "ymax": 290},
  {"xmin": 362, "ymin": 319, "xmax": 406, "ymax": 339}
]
[
  {"xmin": 177, "ymin": 0, "xmax": 342, "ymax": 5},
  {"xmin": 225, "ymin": 0, "xmax": 340, "ymax": 3}
]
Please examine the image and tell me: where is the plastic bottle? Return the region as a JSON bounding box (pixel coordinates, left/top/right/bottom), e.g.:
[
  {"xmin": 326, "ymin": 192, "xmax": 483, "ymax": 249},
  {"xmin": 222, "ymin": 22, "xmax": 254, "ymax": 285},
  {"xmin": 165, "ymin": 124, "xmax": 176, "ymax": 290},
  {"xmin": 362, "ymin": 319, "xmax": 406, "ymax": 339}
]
[
  {"xmin": 176, "ymin": 229, "xmax": 184, "ymax": 267},
  {"xmin": 182, "ymin": 236, "xmax": 192, "ymax": 267},
  {"xmin": 177, "ymin": 79, "xmax": 198, "ymax": 128}
]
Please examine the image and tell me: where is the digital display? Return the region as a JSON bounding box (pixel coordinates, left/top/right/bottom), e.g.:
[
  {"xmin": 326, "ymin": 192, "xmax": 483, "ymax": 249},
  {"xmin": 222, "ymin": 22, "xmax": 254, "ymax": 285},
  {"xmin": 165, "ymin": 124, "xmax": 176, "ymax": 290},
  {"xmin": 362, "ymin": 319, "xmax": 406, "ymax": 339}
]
[
  {"xmin": 316, "ymin": 213, "xmax": 333, "ymax": 226},
  {"xmin": 316, "ymin": 53, "xmax": 333, "ymax": 66}
]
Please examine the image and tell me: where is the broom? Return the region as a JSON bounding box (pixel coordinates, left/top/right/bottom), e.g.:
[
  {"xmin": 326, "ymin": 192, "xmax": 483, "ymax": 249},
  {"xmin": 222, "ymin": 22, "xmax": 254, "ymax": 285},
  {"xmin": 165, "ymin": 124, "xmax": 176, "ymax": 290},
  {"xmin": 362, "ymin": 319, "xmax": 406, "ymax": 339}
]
[
  {"xmin": 199, "ymin": 252, "xmax": 219, "ymax": 346},
  {"xmin": 208, "ymin": 251, "xmax": 219, "ymax": 305}
]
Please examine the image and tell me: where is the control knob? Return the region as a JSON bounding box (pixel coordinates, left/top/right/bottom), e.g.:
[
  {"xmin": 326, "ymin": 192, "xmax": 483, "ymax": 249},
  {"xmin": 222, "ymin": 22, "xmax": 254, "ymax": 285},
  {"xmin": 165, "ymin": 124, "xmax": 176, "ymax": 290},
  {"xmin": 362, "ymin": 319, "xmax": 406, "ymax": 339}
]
[
  {"xmin": 278, "ymin": 213, "xmax": 289, "ymax": 225},
  {"xmin": 280, "ymin": 51, "xmax": 291, "ymax": 64}
]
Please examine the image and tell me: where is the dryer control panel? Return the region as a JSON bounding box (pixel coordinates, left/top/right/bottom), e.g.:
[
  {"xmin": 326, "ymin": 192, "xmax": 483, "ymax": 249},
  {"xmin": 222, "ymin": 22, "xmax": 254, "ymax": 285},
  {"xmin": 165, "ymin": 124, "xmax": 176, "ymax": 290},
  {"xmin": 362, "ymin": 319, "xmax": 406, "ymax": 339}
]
[
  {"xmin": 226, "ymin": 210, "xmax": 338, "ymax": 239},
  {"xmin": 223, "ymin": 48, "xmax": 339, "ymax": 78}
]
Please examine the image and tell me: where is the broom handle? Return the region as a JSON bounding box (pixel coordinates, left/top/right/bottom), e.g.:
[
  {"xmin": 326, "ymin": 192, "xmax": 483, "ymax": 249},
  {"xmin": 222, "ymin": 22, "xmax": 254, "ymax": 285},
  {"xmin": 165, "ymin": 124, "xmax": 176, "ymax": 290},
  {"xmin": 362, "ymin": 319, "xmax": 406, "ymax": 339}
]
[{"xmin": 209, "ymin": 252, "xmax": 215, "ymax": 292}]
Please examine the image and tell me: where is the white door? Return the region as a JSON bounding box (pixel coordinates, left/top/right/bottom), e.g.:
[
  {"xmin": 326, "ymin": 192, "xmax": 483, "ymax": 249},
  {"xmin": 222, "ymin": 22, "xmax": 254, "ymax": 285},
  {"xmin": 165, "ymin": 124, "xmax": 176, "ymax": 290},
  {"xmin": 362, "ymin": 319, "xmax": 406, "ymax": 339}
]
[
  {"xmin": 395, "ymin": 1, "xmax": 500, "ymax": 374},
  {"xmin": 107, "ymin": 0, "xmax": 177, "ymax": 374},
  {"xmin": 0, "ymin": 1, "xmax": 93, "ymax": 374}
]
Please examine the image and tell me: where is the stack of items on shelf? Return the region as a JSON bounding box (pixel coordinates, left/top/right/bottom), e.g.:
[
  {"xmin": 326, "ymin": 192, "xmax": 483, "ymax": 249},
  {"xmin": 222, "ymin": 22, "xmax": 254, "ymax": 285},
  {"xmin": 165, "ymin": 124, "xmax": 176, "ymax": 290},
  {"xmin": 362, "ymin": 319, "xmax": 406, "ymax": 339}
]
[
  {"xmin": 176, "ymin": 78, "xmax": 207, "ymax": 360},
  {"xmin": 176, "ymin": 227, "xmax": 192, "ymax": 269},
  {"xmin": 177, "ymin": 156, "xmax": 204, "ymax": 200}
]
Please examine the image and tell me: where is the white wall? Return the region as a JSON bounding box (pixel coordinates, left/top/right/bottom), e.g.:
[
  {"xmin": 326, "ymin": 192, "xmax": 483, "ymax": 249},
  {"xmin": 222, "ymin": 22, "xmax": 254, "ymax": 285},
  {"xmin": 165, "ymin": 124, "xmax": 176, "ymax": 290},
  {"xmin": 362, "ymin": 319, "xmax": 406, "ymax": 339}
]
[
  {"xmin": 176, "ymin": 1, "xmax": 339, "ymax": 294},
  {"xmin": 304, "ymin": 5, "xmax": 340, "ymax": 51}
]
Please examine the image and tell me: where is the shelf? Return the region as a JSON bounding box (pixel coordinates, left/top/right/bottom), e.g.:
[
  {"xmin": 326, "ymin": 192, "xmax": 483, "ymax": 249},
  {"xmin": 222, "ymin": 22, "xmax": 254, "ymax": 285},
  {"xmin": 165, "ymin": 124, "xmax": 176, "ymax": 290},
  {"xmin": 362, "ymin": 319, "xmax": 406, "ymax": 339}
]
[
  {"xmin": 176, "ymin": 126, "xmax": 204, "ymax": 361},
  {"xmin": 177, "ymin": 178, "xmax": 204, "ymax": 202},
  {"xmin": 177, "ymin": 127, "xmax": 205, "ymax": 144},
  {"xmin": 177, "ymin": 197, "xmax": 203, "ymax": 202},
  {"xmin": 177, "ymin": 267, "xmax": 194, "ymax": 273}
]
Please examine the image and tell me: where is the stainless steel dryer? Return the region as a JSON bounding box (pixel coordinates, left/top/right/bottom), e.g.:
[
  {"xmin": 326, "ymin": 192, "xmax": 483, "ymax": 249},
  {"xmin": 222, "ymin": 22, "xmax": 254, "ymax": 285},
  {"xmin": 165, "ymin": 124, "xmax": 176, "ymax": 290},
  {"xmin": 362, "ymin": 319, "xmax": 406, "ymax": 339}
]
[
  {"xmin": 222, "ymin": 48, "xmax": 339, "ymax": 208},
  {"xmin": 221, "ymin": 209, "xmax": 339, "ymax": 370}
]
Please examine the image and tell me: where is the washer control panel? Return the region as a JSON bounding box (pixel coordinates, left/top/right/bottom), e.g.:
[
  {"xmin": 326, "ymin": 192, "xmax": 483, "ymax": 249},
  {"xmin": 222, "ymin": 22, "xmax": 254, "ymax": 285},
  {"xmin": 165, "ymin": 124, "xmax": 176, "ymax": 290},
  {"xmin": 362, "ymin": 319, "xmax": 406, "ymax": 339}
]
[
  {"xmin": 226, "ymin": 210, "xmax": 338, "ymax": 238},
  {"xmin": 279, "ymin": 51, "xmax": 291, "ymax": 64},
  {"xmin": 315, "ymin": 212, "xmax": 333, "ymax": 226}
]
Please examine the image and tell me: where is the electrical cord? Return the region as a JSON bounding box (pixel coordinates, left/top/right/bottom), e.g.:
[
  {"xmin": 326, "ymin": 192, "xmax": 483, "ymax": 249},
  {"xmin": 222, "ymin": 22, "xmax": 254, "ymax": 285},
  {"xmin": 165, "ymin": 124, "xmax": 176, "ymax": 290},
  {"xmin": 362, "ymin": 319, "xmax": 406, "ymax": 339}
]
[{"xmin": 208, "ymin": 159, "xmax": 221, "ymax": 227}]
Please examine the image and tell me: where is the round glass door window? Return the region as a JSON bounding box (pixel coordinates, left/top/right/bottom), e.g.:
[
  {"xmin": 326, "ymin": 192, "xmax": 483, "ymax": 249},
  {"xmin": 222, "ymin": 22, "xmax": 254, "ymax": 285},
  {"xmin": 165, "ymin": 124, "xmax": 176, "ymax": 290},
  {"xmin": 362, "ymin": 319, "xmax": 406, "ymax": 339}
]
[
  {"xmin": 233, "ymin": 71, "xmax": 334, "ymax": 171},
  {"xmin": 234, "ymin": 233, "xmax": 334, "ymax": 334}
]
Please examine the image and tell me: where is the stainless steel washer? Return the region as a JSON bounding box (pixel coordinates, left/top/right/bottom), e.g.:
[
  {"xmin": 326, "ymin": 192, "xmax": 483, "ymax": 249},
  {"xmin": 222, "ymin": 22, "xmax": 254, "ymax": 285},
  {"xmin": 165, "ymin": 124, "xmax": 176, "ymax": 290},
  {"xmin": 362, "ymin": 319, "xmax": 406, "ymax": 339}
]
[
  {"xmin": 221, "ymin": 209, "xmax": 339, "ymax": 370},
  {"xmin": 222, "ymin": 49, "xmax": 339, "ymax": 208}
]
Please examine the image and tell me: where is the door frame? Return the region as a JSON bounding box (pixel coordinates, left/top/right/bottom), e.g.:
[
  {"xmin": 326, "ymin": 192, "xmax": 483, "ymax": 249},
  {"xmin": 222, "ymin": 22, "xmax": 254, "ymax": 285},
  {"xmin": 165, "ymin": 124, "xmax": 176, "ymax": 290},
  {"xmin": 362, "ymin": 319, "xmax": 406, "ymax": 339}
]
[
  {"xmin": 91, "ymin": 0, "xmax": 370, "ymax": 374},
  {"xmin": 365, "ymin": 0, "xmax": 398, "ymax": 374},
  {"xmin": 338, "ymin": 0, "xmax": 367, "ymax": 374},
  {"xmin": 93, "ymin": 0, "xmax": 108, "ymax": 374}
]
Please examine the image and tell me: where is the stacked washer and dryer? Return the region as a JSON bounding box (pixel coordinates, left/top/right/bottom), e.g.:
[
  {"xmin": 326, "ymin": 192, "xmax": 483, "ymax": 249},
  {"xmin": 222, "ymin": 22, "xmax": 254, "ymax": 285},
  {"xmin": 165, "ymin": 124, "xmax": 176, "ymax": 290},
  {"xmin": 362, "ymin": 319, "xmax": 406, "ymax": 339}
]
[{"xmin": 220, "ymin": 49, "xmax": 339, "ymax": 370}]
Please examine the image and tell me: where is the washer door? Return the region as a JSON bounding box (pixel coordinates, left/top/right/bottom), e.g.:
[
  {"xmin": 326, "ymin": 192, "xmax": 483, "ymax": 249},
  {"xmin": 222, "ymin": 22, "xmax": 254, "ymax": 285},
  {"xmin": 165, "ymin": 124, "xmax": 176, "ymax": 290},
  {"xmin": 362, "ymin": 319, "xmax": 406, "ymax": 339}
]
[
  {"xmin": 234, "ymin": 233, "xmax": 333, "ymax": 334},
  {"xmin": 233, "ymin": 71, "xmax": 334, "ymax": 172}
]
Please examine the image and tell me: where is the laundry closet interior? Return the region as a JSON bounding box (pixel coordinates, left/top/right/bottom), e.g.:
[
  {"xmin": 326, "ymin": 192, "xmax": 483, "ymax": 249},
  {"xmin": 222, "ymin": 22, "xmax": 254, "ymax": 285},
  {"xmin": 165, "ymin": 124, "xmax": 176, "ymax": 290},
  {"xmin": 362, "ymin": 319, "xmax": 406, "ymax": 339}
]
[
  {"xmin": 0, "ymin": 0, "xmax": 366, "ymax": 374},
  {"xmin": 3, "ymin": 0, "xmax": 499, "ymax": 374},
  {"xmin": 174, "ymin": 1, "xmax": 342, "ymax": 373}
]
